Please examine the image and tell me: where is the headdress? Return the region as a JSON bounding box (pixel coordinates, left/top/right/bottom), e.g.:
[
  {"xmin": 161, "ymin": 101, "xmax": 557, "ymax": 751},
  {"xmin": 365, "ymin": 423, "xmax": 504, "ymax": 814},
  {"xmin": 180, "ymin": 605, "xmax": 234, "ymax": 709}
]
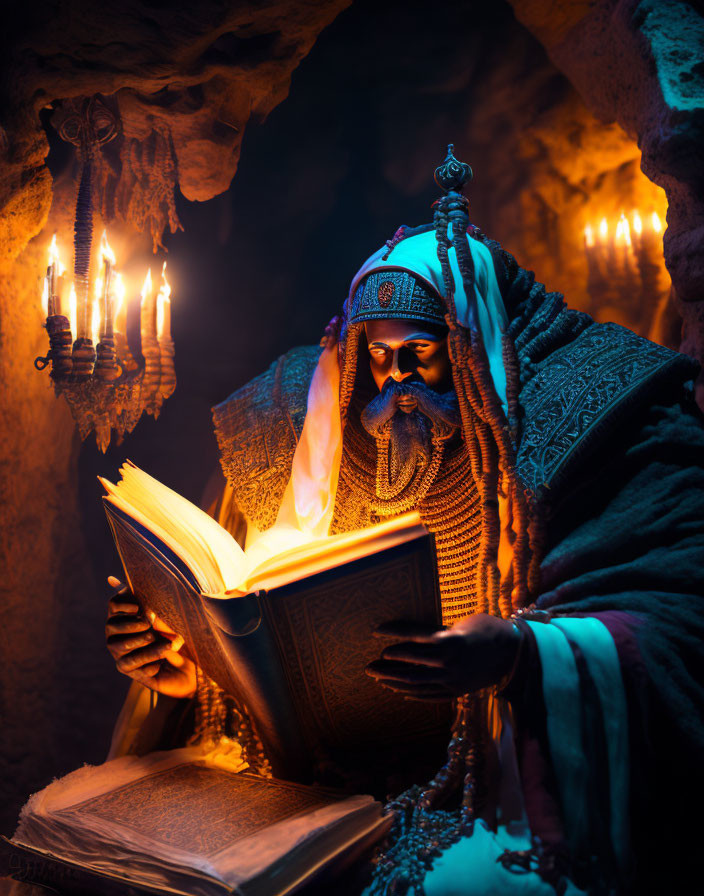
[
  {"xmin": 347, "ymin": 269, "xmax": 446, "ymax": 328},
  {"xmin": 281, "ymin": 145, "xmax": 530, "ymax": 619},
  {"xmin": 339, "ymin": 145, "xmax": 509, "ymax": 422}
]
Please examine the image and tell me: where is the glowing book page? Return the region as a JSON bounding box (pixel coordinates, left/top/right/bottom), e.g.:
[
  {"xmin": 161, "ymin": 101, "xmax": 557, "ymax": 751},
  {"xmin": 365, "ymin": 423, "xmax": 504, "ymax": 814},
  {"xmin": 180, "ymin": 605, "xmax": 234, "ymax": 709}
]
[
  {"xmin": 100, "ymin": 462, "xmax": 246, "ymax": 594},
  {"xmin": 240, "ymin": 512, "xmax": 425, "ymax": 594},
  {"xmin": 13, "ymin": 748, "xmax": 386, "ymax": 896},
  {"xmin": 101, "ymin": 463, "xmax": 424, "ymax": 597}
]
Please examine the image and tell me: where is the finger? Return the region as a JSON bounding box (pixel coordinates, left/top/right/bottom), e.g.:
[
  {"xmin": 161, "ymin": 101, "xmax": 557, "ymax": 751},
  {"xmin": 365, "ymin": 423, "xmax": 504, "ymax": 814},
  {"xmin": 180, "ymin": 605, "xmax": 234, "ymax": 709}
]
[
  {"xmin": 139, "ymin": 661, "xmax": 162, "ymax": 677},
  {"xmin": 373, "ymin": 620, "xmax": 444, "ymax": 642},
  {"xmin": 107, "ymin": 630, "xmax": 156, "ymax": 656},
  {"xmin": 381, "ymin": 641, "xmax": 447, "ymax": 667},
  {"xmin": 404, "ymin": 693, "xmax": 453, "ymax": 703},
  {"xmin": 116, "ymin": 640, "xmax": 174, "ymax": 674},
  {"xmin": 105, "ymin": 617, "xmax": 152, "ymax": 636},
  {"xmin": 107, "ymin": 575, "xmax": 125, "ymax": 590},
  {"xmin": 373, "ymin": 679, "xmax": 451, "ymax": 697},
  {"xmin": 108, "ymin": 598, "xmax": 141, "ymax": 616},
  {"xmin": 127, "ymin": 668, "xmax": 162, "ymax": 689},
  {"xmin": 161, "ymin": 649, "xmax": 187, "ymax": 668},
  {"xmin": 366, "ymin": 661, "xmax": 448, "ymax": 685},
  {"xmin": 151, "ymin": 615, "xmax": 177, "ymax": 636}
]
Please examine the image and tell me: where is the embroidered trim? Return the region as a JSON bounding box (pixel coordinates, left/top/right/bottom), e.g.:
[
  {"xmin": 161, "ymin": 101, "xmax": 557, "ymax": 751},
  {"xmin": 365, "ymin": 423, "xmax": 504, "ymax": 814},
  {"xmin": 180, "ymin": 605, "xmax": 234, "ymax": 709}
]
[{"xmin": 515, "ymin": 322, "xmax": 697, "ymax": 502}]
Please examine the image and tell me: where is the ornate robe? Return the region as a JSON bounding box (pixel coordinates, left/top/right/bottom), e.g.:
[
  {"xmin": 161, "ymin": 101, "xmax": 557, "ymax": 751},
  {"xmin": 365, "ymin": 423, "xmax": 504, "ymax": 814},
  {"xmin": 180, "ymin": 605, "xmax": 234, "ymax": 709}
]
[
  {"xmin": 116, "ymin": 240, "xmax": 703, "ymax": 893},
  {"xmin": 211, "ymin": 244, "xmax": 704, "ymax": 893}
]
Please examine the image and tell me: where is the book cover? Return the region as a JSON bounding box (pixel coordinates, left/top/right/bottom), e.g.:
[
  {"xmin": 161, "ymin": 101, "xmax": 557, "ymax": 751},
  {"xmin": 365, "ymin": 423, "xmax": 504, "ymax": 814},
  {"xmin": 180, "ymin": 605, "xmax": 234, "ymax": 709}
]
[
  {"xmin": 6, "ymin": 748, "xmax": 389, "ymax": 896},
  {"xmin": 105, "ymin": 501, "xmax": 450, "ymax": 782}
]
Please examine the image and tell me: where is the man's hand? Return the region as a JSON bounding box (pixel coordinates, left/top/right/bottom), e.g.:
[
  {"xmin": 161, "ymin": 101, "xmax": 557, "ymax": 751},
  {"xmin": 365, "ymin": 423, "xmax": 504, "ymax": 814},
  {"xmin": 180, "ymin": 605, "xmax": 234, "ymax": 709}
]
[
  {"xmin": 105, "ymin": 576, "xmax": 197, "ymax": 699},
  {"xmin": 364, "ymin": 614, "xmax": 523, "ymax": 701}
]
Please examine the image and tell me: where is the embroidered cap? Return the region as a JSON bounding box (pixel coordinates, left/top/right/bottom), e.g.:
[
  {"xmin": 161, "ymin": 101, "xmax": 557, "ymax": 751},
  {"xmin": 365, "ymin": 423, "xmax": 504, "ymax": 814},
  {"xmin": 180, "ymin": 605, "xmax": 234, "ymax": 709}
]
[{"xmin": 347, "ymin": 269, "xmax": 446, "ymax": 327}]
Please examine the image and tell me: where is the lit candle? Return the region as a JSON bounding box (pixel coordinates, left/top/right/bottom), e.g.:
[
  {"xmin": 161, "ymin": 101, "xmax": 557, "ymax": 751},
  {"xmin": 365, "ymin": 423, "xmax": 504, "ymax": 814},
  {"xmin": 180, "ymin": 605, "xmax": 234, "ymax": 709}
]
[
  {"xmin": 584, "ymin": 221, "xmax": 609, "ymax": 310},
  {"xmin": 113, "ymin": 273, "xmax": 138, "ymax": 373},
  {"xmin": 632, "ymin": 210, "xmax": 643, "ymax": 245},
  {"xmin": 156, "ymin": 262, "xmax": 171, "ymax": 343},
  {"xmin": 114, "ymin": 273, "xmax": 127, "ymax": 335},
  {"xmin": 91, "ymin": 284, "xmax": 101, "ymax": 347},
  {"xmin": 140, "ymin": 268, "xmax": 162, "ymax": 413},
  {"xmin": 68, "ymin": 284, "xmax": 78, "ymax": 341},
  {"xmin": 100, "ymin": 231, "xmax": 116, "ymax": 340},
  {"xmin": 157, "ymin": 261, "xmax": 176, "ymax": 400},
  {"xmin": 634, "ymin": 209, "xmax": 665, "ymax": 313},
  {"xmin": 36, "ymin": 235, "xmax": 72, "ymax": 379},
  {"xmin": 140, "ymin": 268, "xmax": 155, "ymax": 343},
  {"xmin": 46, "ymin": 235, "xmax": 57, "ymax": 316},
  {"xmin": 615, "ymin": 212, "xmax": 637, "ymax": 283}
]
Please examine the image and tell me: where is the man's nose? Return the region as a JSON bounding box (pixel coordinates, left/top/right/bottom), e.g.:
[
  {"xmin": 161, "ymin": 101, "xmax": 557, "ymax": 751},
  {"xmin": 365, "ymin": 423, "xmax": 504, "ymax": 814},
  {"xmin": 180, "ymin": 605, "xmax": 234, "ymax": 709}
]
[{"xmin": 390, "ymin": 348, "xmax": 413, "ymax": 382}]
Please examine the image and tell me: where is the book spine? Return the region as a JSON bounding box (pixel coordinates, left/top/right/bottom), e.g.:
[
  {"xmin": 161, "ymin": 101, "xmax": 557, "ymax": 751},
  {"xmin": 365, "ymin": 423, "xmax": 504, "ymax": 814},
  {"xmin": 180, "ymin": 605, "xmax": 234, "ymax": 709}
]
[{"xmin": 201, "ymin": 594, "xmax": 311, "ymax": 781}]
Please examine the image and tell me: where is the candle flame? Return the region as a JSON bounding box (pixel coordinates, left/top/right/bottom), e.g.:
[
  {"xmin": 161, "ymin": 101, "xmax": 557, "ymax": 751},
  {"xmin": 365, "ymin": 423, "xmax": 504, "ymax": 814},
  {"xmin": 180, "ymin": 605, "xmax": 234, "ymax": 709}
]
[
  {"xmin": 69, "ymin": 284, "xmax": 77, "ymax": 340},
  {"xmin": 584, "ymin": 224, "xmax": 594, "ymax": 248},
  {"xmin": 615, "ymin": 212, "xmax": 631, "ymax": 247},
  {"xmin": 91, "ymin": 296, "xmax": 101, "ymax": 346},
  {"xmin": 48, "ymin": 233, "xmax": 65, "ymax": 275},
  {"xmin": 114, "ymin": 272, "xmax": 125, "ymax": 320},
  {"xmin": 651, "ymin": 211, "xmax": 662, "ymax": 233},
  {"xmin": 599, "ymin": 217, "xmax": 608, "ymax": 241},
  {"xmin": 141, "ymin": 268, "xmax": 152, "ymax": 300},
  {"xmin": 41, "ymin": 278, "xmax": 49, "ymax": 317},
  {"xmin": 159, "ymin": 261, "xmax": 171, "ymax": 301},
  {"xmin": 100, "ymin": 229, "xmax": 116, "ymax": 265},
  {"xmin": 94, "ymin": 275, "xmax": 103, "ymax": 300},
  {"xmin": 632, "ymin": 210, "xmax": 642, "ymax": 236}
]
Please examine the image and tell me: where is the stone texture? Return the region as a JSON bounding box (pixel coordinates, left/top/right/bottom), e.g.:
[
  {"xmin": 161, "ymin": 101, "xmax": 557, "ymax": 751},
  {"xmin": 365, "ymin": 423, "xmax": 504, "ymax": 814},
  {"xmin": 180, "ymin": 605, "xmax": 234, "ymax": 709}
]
[
  {"xmin": 0, "ymin": 0, "xmax": 349, "ymax": 837},
  {"xmin": 509, "ymin": 0, "xmax": 704, "ymax": 389},
  {"xmin": 2, "ymin": 0, "xmax": 351, "ymax": 254}
]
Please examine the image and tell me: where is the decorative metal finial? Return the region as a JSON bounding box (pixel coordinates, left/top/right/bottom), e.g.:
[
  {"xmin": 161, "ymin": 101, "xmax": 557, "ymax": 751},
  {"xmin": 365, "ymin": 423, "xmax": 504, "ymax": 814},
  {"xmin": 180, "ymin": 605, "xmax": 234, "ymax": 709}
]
[{"xmin": 434, "ymin": 144, "xmax": 473, "ymax": 194}]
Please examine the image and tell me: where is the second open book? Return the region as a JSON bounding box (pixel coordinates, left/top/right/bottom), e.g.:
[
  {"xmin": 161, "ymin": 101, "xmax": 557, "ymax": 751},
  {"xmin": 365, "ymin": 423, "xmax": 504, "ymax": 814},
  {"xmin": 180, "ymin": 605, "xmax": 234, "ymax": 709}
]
[{"xmin": 101, "ymin": 462, "xmax": 449, "ymax": 781}]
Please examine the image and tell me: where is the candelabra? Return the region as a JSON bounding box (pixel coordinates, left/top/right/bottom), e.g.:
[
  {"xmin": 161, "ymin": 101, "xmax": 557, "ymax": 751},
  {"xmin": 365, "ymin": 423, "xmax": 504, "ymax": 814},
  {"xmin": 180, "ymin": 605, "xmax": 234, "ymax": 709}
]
[
  {"xmin": 582, "ymin": 209, "xmax": 671, "ymax": 339},
  {"xmin": 34, "ymin": 96, "xmax": 176, "ymax": 452}
]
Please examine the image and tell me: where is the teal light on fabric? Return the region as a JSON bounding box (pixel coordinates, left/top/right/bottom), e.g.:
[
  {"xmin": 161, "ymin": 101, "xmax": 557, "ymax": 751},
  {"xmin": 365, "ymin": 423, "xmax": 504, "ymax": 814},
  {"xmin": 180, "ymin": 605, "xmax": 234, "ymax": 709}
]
[
  {"xmin": 551, "ymin": 617, "xmax": 630, "ymax": 874},
  {"xmin": 422, "ymin": 819, "xmax": 586, "ymax": 896},
  {"xmin": 525, "ymin": 621, "xmax": 589, "ymax": 853},
  {"xmin": 347, "ymin": 229, "xmax": 509, "ymax": 415}
]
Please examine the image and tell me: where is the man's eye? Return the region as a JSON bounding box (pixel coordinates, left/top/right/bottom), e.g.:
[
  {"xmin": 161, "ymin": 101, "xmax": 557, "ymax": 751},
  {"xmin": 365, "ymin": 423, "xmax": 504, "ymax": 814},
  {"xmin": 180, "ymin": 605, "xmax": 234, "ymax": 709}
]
[{"xmin": 369, "ymin": 348, "xmax": 388, "ymax": 358}]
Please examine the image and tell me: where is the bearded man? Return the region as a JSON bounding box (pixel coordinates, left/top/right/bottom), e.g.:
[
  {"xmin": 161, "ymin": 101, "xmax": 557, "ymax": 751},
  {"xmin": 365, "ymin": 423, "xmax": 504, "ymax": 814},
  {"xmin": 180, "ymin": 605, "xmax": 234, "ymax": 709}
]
[{"xmin": 106, "ymin": 147, "xmax": 704, "ymax": 895}]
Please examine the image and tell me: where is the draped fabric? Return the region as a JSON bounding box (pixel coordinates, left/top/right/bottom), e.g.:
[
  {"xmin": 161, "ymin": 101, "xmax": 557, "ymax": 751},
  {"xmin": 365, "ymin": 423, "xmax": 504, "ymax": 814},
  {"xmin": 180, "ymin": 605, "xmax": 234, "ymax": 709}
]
[
  {"xmin": 117, "ymin": 232, "xmax": 704, "ymax": 894},
  {"xmin": 525, "ymin": 390, "xmax": 704, "ymax": 892}
]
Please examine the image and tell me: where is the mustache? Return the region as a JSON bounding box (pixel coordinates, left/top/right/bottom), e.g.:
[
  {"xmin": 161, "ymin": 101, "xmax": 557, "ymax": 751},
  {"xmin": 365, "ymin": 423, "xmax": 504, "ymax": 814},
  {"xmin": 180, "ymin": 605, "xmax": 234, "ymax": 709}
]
[{"xmin": 360, "ymin": 378, "xmax": 461, "ymax": 441}]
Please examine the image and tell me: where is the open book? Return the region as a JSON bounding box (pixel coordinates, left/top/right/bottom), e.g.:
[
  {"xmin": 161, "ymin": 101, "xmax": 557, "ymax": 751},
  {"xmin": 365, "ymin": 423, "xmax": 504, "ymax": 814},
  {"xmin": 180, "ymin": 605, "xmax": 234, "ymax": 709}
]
[
  {"xmin": 102, "ymin": 463, "xmax": 449, "ymax": 781},
  {"xmin": 7, "ymin": 747, "xmax": 390, "ymax": 896}
]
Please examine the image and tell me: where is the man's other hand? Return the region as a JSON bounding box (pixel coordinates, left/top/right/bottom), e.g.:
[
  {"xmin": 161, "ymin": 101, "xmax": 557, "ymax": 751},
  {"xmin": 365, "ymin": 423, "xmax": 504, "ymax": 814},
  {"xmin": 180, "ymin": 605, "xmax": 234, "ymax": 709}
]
[
  {"xmin": 364, "ymin": 614, "xmax": 523, "ymax": 701},
  {"xmin": 105, "ymin": 576, "xmax": 197, "ymax": 699}
]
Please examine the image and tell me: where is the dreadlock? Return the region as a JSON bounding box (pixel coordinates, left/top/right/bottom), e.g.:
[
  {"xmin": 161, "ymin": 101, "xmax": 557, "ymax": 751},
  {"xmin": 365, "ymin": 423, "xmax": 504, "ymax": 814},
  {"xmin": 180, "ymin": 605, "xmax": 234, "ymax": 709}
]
[
  {"xmin": 432, "ymin": 190, "xmax": 531, "ymax": 618},
  {"xmin": 364, "ymin": 147, "xmax": 537, "ymax": 896}
]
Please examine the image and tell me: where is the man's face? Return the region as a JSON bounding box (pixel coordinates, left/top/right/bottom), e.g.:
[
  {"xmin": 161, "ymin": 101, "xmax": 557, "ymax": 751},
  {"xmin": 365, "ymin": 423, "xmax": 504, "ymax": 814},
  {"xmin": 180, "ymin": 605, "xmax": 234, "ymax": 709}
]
[
  {"xmin": 360, "ymin": 319, "xmax": 460, "ymax": 495},
  {"xmin": 365, "ymin": 319, "xmax": 453, "ymax": 395}
]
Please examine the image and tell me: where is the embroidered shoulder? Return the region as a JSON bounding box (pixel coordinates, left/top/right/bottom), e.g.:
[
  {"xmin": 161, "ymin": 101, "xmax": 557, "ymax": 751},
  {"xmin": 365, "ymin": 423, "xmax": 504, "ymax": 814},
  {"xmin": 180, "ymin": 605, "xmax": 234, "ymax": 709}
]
[
  {"xmin": 212, "ymin": 345, "xmax": 321, "ymax": 530},
  {"xmin": 515, "ymin": 322, "xmax": 698, "ymax": 502}
]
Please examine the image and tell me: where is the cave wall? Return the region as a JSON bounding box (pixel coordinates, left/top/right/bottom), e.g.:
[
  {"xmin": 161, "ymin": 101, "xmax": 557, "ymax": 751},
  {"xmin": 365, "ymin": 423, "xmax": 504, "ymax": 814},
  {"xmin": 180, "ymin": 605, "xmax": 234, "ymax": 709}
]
[
  {"xmin": 509, "ymin": 0, "xmax": 704, "ymax": 395},
  {"xmin": 0, "ymin": 0, "xmax": 702, "ymax": 839},
  {"xmin": 0, "ymin": 0, "xmax": 350, "ymax": 836}
]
